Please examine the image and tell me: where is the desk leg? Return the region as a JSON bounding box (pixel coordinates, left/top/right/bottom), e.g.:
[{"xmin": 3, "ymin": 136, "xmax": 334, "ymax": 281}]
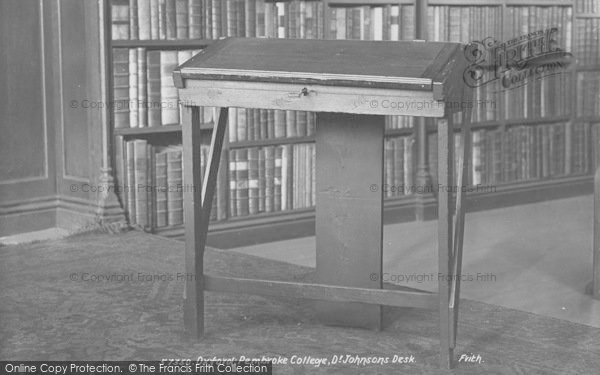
[
  {"xmin": 437, "ymin": 118, "xmax": 453, "ymax": 368},
  {"xmin": 182, "ymin": 106, "xmax": 228, "ymax": 338},
  {"xmin": 314, "ymin": 112, "xmax": 384, "ymax": 330},
  {"xmin": 593, "ymin": 165, "xmax": 600, "ymax": 299}
]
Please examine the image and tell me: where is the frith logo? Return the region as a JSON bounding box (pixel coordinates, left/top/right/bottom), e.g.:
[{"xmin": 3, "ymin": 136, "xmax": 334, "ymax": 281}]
[
  {"xmin": 463, "ymin": 28, "xmax": 574, "ymax": 90},
  {"xmin": 458, "ymin": 353, "xmax": 483, "ymax": 364}
]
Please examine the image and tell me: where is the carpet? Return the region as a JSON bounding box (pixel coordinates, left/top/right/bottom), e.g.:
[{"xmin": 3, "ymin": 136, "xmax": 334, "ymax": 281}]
[{"xmin": 0, "ymin": 231, "xmax": 599, "ymax": 374}]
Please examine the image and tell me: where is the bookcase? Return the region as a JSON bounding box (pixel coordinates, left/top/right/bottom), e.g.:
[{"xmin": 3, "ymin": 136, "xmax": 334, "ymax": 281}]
[{"xmin": 107, "ymin": 0, "xmax": 600, "ymax": 244}]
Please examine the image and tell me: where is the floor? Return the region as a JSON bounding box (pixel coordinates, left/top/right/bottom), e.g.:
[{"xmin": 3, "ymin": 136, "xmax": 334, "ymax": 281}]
[
  {"xmin": 2, "ymin": 231, "xmax": 599, "ymax": 374},
  {"xmin": 231, "ymin": 195, "xmax": 600, "ymax": 328},
  {"xmin": 0, "ymin": 227, "xmax": 70, "ymax": 246}
]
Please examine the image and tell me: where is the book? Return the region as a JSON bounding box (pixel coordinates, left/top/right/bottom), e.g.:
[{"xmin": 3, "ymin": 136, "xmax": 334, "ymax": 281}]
[
  {"xmin": 236, "ymin": 148, "xmax": 249, "ymax": 216},
  {"xmin": 133, "ymin": 139, "xmax": 148, "ymax": 227},
  {"xmin": 112, "ymin": 0, "xmax": 130, "ymax": 40},
  {"xmin": 137, "ymin": 0, "xmax": 151, "ymax": 40},
  {"xmin": 216, "ymin": 146, "xmax": 229, "ymax": 220},
  {"xmin": 176, "ymin": 0, "xmax": 190, "ymax": 39},
  {"xmin": 248, "ymin": 147, "xmax": 260, "ymax": 215},
  {"xmin": 150, "ymin": 0, "xmax": 160, "ymax": 39},
  {"xmin": 189, "ymin": 0, "xmax": 203, "ymax": 38},
  {"xmin": 274, "ymin": 110, "xmax": 286, "ymax": 138},
  {"xmin": 228, "ymin": 149, "xmax": 237, "ymax": 217},
  {"xmin": 264, "ymin": 146, "xmax": 275, "ymax": 213},
  {"xmin": 404, "ymin": 136, "xmax": 413, "ymax": 195},
  {"xmin": 393, "ymin": 137, "xmax": 405, "ymax": 196},
  {"xmin": 274, "ymin": 146, "xmax": 283, "ymax": 211},
  {"xmin": 258, "ymin": 148, "xmax": 266, "ymax": 213},
  {"xmin": 160, "ymin": 51, "xmax": 179, "ymax": 125},
  {"xmin": 128, "ymin": 49, "xmax": 138, "ymax": 128},
  {"xmin": 228, "ymin": 108, "xmax": 238, "ymax": 143},
  {"xmin": 126, "ymin": 140, "xmax": 137, "ymax": 224},
  {"xmin": 113, "ymin": 48, "xmax": 130, "ymax": 129},
  {"xmin": 137, "ymin": 48, "xmax": 148, "ymax": 127},
  {"xmin": 114, "ymin": 135, "xmax": 126, "ymax": 205},
  {"xmin": 237, "ymin": 108, "xmax": 247, "ymax": 142},
  {"xmin": 165, "ymin": 0, "xmax": 177, "ymax": 39},
  {"xmin": 146, "ymin": 50, "xmax": 161, "ymax": 127},
  {"xmin": 385, "ymin": 139, "xmax": 394, "ymax": 198},
  {"xmin": 129, "ymin": 0, "xmax": 139, "ymax": 39},
  {"xmin": 155, "ymin": 151, "xmax": 168, "ymax": 227},
  {"xmin": 286, "ymin": 110, "xmax": 296, "ymax": 138},
  {"xmin": 166, "ymin": 149, "xmax": 184, "ymax": 226},
  {"xmin": 281, "ymin": 144, "xmax": 292, "ymax": 210}
]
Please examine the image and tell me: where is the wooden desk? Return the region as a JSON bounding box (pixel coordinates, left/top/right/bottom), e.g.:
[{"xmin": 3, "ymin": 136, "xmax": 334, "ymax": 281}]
[{"xmin": 173, "ymin": 38, "xmax": 473, "ymax": 368}]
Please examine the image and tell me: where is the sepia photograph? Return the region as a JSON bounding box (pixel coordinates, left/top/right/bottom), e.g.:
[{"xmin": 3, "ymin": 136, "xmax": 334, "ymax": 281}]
[{"xmin": 0, "ymin": 0, "xmax": 599, "ymax": 373}]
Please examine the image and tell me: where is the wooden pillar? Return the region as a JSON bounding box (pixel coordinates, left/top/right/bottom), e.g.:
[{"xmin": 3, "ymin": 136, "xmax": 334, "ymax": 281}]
[{"xmin": 314, "ymin": 113, "xmax": 385, "ymax": 330}]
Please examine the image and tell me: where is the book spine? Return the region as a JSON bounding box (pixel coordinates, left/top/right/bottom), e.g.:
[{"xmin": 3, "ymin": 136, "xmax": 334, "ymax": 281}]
[
  {"xmin": 385, "ymin": 139, "xmax": 394, "ymax": 198},
  {"xmin": 305, "ymin": 143, "xmax": 313, "ymax": 206},
  {"xmin": 259, "ymin": 109, "xmax": 267, "ymax": 141},
  {"xmin": 126, "ymin": 141, "xmax": 137, "ymax": 224},
  {"xmin": 136, "ymin": 47, "xmax": 147, "ymax": 127},
  {"xmin": 176, "ymin": 0, "xmax": 190, "ymax": 39},
  {"xmin": 146, "ymin": 50, "xmax": 161, "ymax": 127},
  {"xmin": 158, "ymin": 0, "xmax": 167, "ymax": 39},
  {"xmin": 267, "ymin": 110, "xmax": 275, "ymax": 139},
  {"xmin": 129, "ymin": 0, "xmax": 139, "ymax": 39},
  {"xmin": 160, "ymin": 51, "xmax": 179, "ymax": 125},
  {"xmin": 237, "ymin": 108, "xmax": 247, "ymax": 142},
  {"xmin": 112, "ymin": 0, "xmax": 130, "ymax": 40},
  {"xmin": 394, "ymin": 137, "xmax": 404, "ymax": 195},
  {"xmin": 281, "ymin": 144, "xmax": 292, "ymax": 210},
  {"xmin": 150, "ymin": 0, "xmax": 160, "ymax": 39},
  {"xmin": 166, "ymin": 0, "xmax": 177, "ymax": 39},
  {"xmin": 285, "ymin": 110, "xmax": 296, "ymax": 138},
  {"xmin": 236, "ymin": 148, "xmax": 249, "ymax": 216},
  {"xmin": 274, "ymin": 110, "xmax": 286, "ymax": 138},
  {"xmin": 229, "ymin": 149, "xmax": 237, "ymax": 217},
  {"xmin": 167, "ymin": 150, "xmax": 184, "ymax": 226},
  {"xmin": 147, "ymin": 144, "xmax": 155, "ymax": 228},
  {"xmin": 216, "ymin": 146, "xmax": 228, "ymax": 220},
  {"xmin": 203, "ymin": 0, "xmax": 212, "ymax": 39},
  {"xmin": 228, "ymin": 108, "xmax": 238, "ymax": 143},
  {"xmin": 248, "ymin": 147, "xmax": 259, "ymax": 215},
  {"xmin": 258, "ymin": 148, "xmax": 266, "ymax": 213},
  {"xmin": 311, "ymin": 143, "xmax": 316, "ymax": 206},
  {"xmin": 252, "ymin": 109, "xmax": 261, "ymax": 141},
  {"xmin": 296, "ymin": 111, "xmax": 307, "ymax": 138},
  {"xmin": 128, "ymin": 49, "xmax": 138, "ymax": 128},
  {"xmin": 155, "ymin": 152, "xmax": 168, "ymax": 228},
  {"xmin": 138, "ymin": 0, "xmax": 151, "ymax": 39},
  {"xmin": 113, "ymin": 48, "xmax": 130, "ymax": 128},
  {"xmin": 189, "ymin": 0, "xmax": 203, "ymax": 38},
  {"xmin": 274, "ymin": 146, "xmax": 282, "ymax": 212},
  {"xmin": 404, "ymin": 136, "xmax": 413, "ymax": 195},
  {"xmin": 307, "ymin": 112, "xmax": 316, "ymax": 137},
  {"xmin": 256, "ymin": 0, "xmax": 265, "ymax": 37},
  {"xmin": 245, "ymin": 0, "xmax": 256, "ymax": 37},
  {"xmin": 114, "ymin": 135, "xmax": 126, "ymax": 205},
  {"xmin": 264, "ymin": 146, "xmax": 275, "ymax": 213},
  {"xmin": 134, "ymin": 139, "xmax": 148, "ymax": 227}
]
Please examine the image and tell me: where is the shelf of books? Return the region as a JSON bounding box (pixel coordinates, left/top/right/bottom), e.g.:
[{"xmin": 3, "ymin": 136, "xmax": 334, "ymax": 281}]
[{"xmin": 109, "ymin": 0, "xmax": 598, "ymax": 238}]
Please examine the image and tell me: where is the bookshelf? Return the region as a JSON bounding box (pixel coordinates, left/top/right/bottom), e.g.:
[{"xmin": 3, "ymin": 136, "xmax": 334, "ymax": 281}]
[{"xmin": 107, "ymin": 0, "xmax": 599, "ymax": 244}]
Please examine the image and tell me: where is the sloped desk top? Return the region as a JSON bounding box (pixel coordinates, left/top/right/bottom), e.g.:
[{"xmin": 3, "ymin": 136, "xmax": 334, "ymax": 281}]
[{"xmin": 173, "ymin": 38, "xmax": 469, "ymax": 118}]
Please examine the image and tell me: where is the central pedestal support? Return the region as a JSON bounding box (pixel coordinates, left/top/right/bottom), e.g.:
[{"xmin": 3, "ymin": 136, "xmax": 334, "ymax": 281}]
[{"xmin": 314, "ymin": 112, "xmax": 385, "ymax": 330}]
